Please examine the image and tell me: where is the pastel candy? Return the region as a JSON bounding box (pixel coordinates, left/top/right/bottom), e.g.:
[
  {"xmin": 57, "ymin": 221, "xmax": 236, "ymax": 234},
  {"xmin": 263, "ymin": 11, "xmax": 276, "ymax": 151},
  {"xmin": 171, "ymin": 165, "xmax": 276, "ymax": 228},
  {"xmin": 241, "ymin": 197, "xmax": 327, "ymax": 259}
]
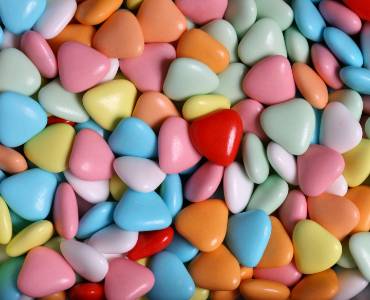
[
  {"xmin": 337, "ymin": 236, "xmax": 357, "ymax": 268},
  {"xmin": 332, "ymin": 267, "xmax": 369, "ymax": 300},
  {"xmin": 240, "ymin": 279, "xmax": 290, "ymax": 300},
  {"xmin": 165, "ymin": 229, "xmax": 199, "ymax": 263},
  {"xmin": 325, "ymin": 174, "xmax": 348, "ymax": 197},
  {"xmin": 346, "ymin": 186, "xmax": 370, "ymax": 234},
  {"xmin": 255, "ymin": 0, "xmax": 293, "ymax": 31},
  {"xmin": 74, "ymin": 118, "xmax": 111, "ymax": 141},
  {"xmin": 97, "ymin": 58, "xmax": 119, "ymax": 86},
  {"xmin": 361, "ymin": 22, "xmax": 370, "ymax": 69},
  {"xmin": 350, "ymin": 233, "xmax": 370, "ymax": 281},
  {"xmin": 75, "ymin": 0, "xmax": 123, "ymax": 25},
  {"xmin": 109, "ymin": 174, "xmax": 129, "ymax": 201},
  {"xmin": 0, "ymin": 196, "xmax": 11, "ymax": 245},
  {"xmin": 0, "ymin": 257, "xmax": 24, "ymax": 300},
  {"xmin": 0, "ymin": 92, "xmax": 47, "ymax": 147},
  {"xmin": 159, "ymin": 176, "xmax": 183, "ymax": 218},
  {"xmin": 284, "ymin": 24, "xmax": 310, "ymax": 64},
  {"xmin": 0, "ymin": 145, "xmax": 27, "ymax": 175},
  {"xmin": 328, "ymin": 89, "xmax": 363, "ymax": 122},
  {"xmin": 340, "ymin": 67, "xmax": 370, "ymax": 95}
]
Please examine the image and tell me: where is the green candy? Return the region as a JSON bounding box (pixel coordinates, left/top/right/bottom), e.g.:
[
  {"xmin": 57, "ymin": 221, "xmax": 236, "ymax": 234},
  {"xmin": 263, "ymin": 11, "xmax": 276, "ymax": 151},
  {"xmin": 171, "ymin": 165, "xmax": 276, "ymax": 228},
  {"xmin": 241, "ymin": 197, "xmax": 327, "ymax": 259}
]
[
  {"xmin": 328, "ymin": 89, "xmax": 363, "ymax": 121},
  {"xmin": 261, "ymin": 98, "xmax": 315, "ymax": 155},
  {"xmin": 0, "ymin": 48, "xmax": 41, "ymax": 96},
  {"xmin": 0, "ymin": 256, "xmax": 25, "ymax": 300},
  {"xmin": 39, "ymin": 77, "xmax": 90, "ymax": 123},
  {"xmin": 246, "ymin": 174, "xmax": 288, "ymax": 214},
  {"xmin": 212, "ymin": 63, "xmax": 248, "ymax": 106},
  {"xmin": 337, "ymin": 236, "xmax": 357, "ymax": 269},
  {"xmin": 349, "ymin": 232, "xmax": 370, "ymax": 281},
  {"xmin": 255, "ymin": 0, "xmax": 294, "ymax": 31},
  {"xmin": 284, "ymin": 24, "xmax": 310, "ymax": 64},
  {"xmin": 242, "ymin": 133, "xmax": 270, "ymax": 184},
  {"xmin": 238, "ymin": 18, "xmax": 287, "ymax": 66}
]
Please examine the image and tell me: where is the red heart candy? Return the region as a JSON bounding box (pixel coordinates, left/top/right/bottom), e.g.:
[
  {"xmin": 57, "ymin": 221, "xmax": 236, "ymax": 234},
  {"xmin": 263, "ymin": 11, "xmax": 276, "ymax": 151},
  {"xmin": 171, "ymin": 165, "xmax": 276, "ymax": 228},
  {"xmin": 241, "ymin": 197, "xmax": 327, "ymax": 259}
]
[
  {"xmin": 190, "ymin": 109, "xmax": 243, "ymax": 166},
  {"xmin": 46, "ymin": 116, "xmax": 76, "ymax": 127},
  {"xmin": 68, "ymin": 283, "xmax": 106, "ymax": 300},
  {"xmin": 127, "ymin": 226, "xmax": 174, "ymax": 260},
  {"xmin": 343, "ymin": 0, "xmax": 370, "ymax": 21}
]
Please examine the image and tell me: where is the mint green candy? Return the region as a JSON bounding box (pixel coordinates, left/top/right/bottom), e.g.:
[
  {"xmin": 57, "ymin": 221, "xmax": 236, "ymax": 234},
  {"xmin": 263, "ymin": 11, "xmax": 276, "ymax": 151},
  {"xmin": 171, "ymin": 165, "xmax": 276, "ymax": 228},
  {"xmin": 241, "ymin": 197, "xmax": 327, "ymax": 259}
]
[
  {"xmin": 255, "ymin": 0, "xmax": 294, "ymax": 31},
  {"xmin": 224, "ymin": 0, "xmax": 257, "ymax": 40},
  {"xmin": 163, "ymin": 58, "xmax": 219, "ymax": 101},
  {"xmin": 238, "ymin": 18, "xmax": 287, "ymax": 66},
  {"xmin": 0, "ymin": 256, "xmax": 25, "ymax": 300},
  {"xmin": 337, "ymin": 236, "xmax": 357, "ymax": 269},
  {"xmin": 284, "ymin": 24, "xmax": 310, "ymax": 64},
  {"xmin": 261, "ymin": 98, "xmax": 315, "ymax": 155},
  {"xmin": 212, "ymin": 63, "xmax": 248, "ymax": 106},
  {"xmin": 350, "ymin": 232, "xmax": 370, "ymax": 281},
  {"xmin": 200, "ymin": 19, "xmax": 239, "ymax": 63},
  {"xmin": 246, "ymin": 174, "xmax": 288, "ymax": 214},
  {"xmin": 186, "ymin": 18, "xmax": 197, "ymax": 30},
  {"xmin": 39, "ymin": 77, "xmax": 90, "ymax": 123},
  {"xmin": 0, "ymin": 48, "xmax": 41, "ymax": 96},
  {"xmin": 328, "ymin": 89, "xmax": 363, "ymax": 121},
  {"xmin": 242, "ymin": 133, "xmax": 270, "ymax": 184},
  {"xmin": 365, "ymin": 118, "xmax": 370, "ymax": 140}
]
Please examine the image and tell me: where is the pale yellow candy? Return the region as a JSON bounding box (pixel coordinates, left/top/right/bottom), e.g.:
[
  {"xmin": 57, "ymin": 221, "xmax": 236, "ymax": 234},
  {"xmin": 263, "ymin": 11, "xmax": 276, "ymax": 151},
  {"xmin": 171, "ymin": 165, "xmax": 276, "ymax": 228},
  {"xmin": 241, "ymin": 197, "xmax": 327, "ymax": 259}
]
[
  {"xmin": 127, "ymin": 0, "xmax": 144, "ymax": 10},
  {"xmin": 0, "ymin": 196, "xmax": 12, "ymax": 244},
  {"xmin": 189, "ymin": 286, "xmax": 210, "ymax": 300},
  {"xmin": 110, "ymin": 174, "xmax": 129, "ymax": 201},
  {"xmin": 24, "ymin": 123, "xmax": 76, "ymax": 173},
  {"xmin": 6, "ymin": 220, "xmax": 54, "ymax": 257},
  {"xmin": 83, "ymin": 79, "xmax": 137, "ymax": 131},
  {"xmin": 136, "ymin": 256, "xmax": 151, "ymax": 267},
  {"xmin": 182, "ymin": 95, "xmax": 230, "ymax": 122},
  {"xmin": 342, "ymin": 139, "xmax": 370, "ymax": 187}
]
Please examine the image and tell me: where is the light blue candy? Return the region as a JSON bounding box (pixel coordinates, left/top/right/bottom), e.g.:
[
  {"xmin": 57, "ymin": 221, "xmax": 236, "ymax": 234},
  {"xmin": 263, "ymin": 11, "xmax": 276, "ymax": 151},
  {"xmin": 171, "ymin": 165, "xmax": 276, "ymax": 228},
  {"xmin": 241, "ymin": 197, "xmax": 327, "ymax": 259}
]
[
  {"xmin": 74, "ymin": 118, "xmax": 111, "ymax": 141},
  {"xmin": 8, "ymin": 208, "xmax": 33, "ymax": 233},
  {"xmin": 0, "ymin": 168, "xmax": 57, "ymax": 221},
  {"xmin": 108, "ymin": 117, "xmax": 158, "ymax": 158},
  {"xmin": 310, "ymin": 107, "xmax": 323, "ymax": 144},
  {"xmin": 0, "ymin": 256, "xmax": 25, "ymax": 300},
  {"xmin": 0, "ymin": 27, "xmax": 4, "ymax": 47},
  {"xmin": 0, "ymin": 170, "xmax": 6, "ymax": 184},
  {"xmin": 165, "ymin": 229, "xmax": 199, "ymax": 263},
  {"xmin": 292, "ymin": 0, "xmax": 326, "ymax": 42},
  {"xmin": 340, "ymin": 67, "xmax": 370, "ymax": 95},
  {"xmin": 76, "ymin": 201, "xmax": 117, "ymax": 239},
  {"xmin": 0, "ymin": 0, "xmax": 46, "ymax": 35},
  {"xmin": 324, "ymin": 27, "xmax": 363, "ymax": 67},
  {"xmin": 160, "ymin": 174, "xmax": 183, "ymax": 221},
  {"xmin": 148, "ymin": 251, "xmax": 195, "ymax": 300},
  {"xmin": 0, "ymin": 91, "xmax": 47, "ymax": 147},
  {"xmin": 225, "ymin": 210, "xmax": 271, "ymax": 268},
  {"xmin": 114, "ymin": 189, "xmax": 172, "ymax": 232}
]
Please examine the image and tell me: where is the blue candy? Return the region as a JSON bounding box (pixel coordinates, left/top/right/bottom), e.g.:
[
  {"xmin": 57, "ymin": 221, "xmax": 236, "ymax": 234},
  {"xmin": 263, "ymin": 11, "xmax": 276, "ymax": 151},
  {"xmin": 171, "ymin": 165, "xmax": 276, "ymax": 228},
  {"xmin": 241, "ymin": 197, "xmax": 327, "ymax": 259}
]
[
  {"xmin": 0, "ymin": 170, "xmax": 6, "ymax": 184},
  {"xmin": 0, "ymin": 256, "xmax": 25, "ymax": 300},
  {"xmin": 148, "ymin": 251, "xmax": 195, "ymax": 300},
  {"xmin": 362, "ymin": 24, "xmax": 370, "ymax": 69},
  {"xmin": 0, "ymin": 91, "xmax": 47, "ymax": 147},
  {"xmin": 74, "ymin": 118, "xmax": 111, "ymax": 141},
  {"xmin": 165, "ymin": 229, "xmax": 199, "ymax": 263},
  {"xmin": 0, "ymin": 27, "xmax": 4, "ymax": 47},
  {"xmin": 0, "ymin": 168, "xmax": 57, "ymax": 221},
  {"xmin": 324, "ymin": 27, "xmax": 363, "ymax": 67},
  {"xmin": 76, "ymin": 201, "xmax": 117, "ymax": 239},
  {"xmin": 160, "ymin": 174, "xmax": 183, "ymax": 220},
  {"xmin": 310, "ymin": 107, "xmax": 323, "ymax": 145},
  {"xmin": 225, "ymin": 210, "xmax": 271, "ymax": 268},
  {"xmin": 108, "ymin": 117, "xmax": 158, "ymax": 158},
  {"xmin": 340, "ymin": 67, "xmax": 370, "ymax": 95},
  {"xmin": 0, "ymin": 0, "xmax": 46, "ymax": 35},
  {"xmin": 292, "ymin": 0, "xmax": 326, "ymax": 42},
  {"xmin": 114, "ymin": 189, "xmax": 172, "ymax": 232},
  {"xmin": 9, "ymin": 208, "xmax": 33, "ymax": 233}
]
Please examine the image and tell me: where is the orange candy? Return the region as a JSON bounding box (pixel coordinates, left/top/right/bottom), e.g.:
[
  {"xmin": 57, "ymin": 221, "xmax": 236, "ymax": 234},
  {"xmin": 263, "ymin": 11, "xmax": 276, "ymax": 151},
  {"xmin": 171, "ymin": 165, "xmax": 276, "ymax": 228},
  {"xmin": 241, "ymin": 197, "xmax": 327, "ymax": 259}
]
[
  {"xmin": 210, "ymin": 289, "xmax": 241, "ymax": 300},
  {"xmin": 292, "ymin": 62, "xmax": 328, "ymax": 109},
  {"xmin": 75, "ymin": 0, "xmax": 123, "ymax": 25},
  {"xmin": 345, "ymin": 186, "xmax": 370, "ymax": 234},
  {"xmin": 240, "ymin": 265, "xmax": 253, "ymax": 282},
  {"xmin": 132, "ymin": 92, "xmax": 181, "ymax": 134},
  {"xmin": 136, "ymin": 0, "xmax": 187, "ymax": 43},
  {"xmin": 307, "ymin": 193, "xmax": 360, "ymax": 241},
  {"xmin": 188, "ymin": 244, "xmax": 241, "ymax": 291},
  {"xmin": 177, "ymin": 29, "xmax": 230, "ymax": 74},
  {"xmin": 38, "ymin": 290, "xmax": 67, "ymax": 300},
  {"xmin": 175, "ymin": 199, "xmax": 229, "ymax": 252},
  {"xmin": 0, "ymin": 145, "xmax": 27, "ymax": 174},
  {"xmin": 256, "ymin": 216, "xmax": 293, "ymax": 269},
  {"xmin": 47, "ymin": 24, "xmax": 96, "ymax": 56},
  {"xmin": 239, "ymin": 279, "xmax": 290, "ymax": 300},
  {"xmin": 93, "ymin": 10, "xmax": 144, "ymax": 59},
  {"xmin": 290, "ymin": 269, "xmax": 339, "ymax": 300}
]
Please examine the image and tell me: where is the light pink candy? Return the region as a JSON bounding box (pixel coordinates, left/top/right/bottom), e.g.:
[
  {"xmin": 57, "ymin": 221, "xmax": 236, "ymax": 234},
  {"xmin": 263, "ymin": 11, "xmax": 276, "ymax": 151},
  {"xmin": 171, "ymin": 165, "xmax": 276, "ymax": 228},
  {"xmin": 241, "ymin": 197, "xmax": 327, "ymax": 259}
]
[
  {"xmin": 17, "ymin": 246, "xmax": 76, "ymax": 298},
  {"xmin": 119, "ymin": 43, "xmax": 176, "ymax": 93},
  {"xmin": 104, "ymin": 258, "xmax": 155, "ymax": 300},
  {"xmin": 253, "ymin": 260, "xmax": 302, "ymax": 287},
  {"xmin": 158, "ymin": 116, "xmax": 202, "ymax": 174},
  {"xmin": 319, "ymin": 0, "xmax": 362, "ymax": 36},
  {"xmin": 184, "ymin": 161, "xmax": 224, "ymax": 202},
  {"xmin": 232, "ymin": 99, "xmax": 270, "ymax": 144},
  {"xmin": 20, "ymin": 31, "xmax": 58, "ymax": 78},
  {"xmin": 175, "ymin": 0, "xmax": 228, "ymax": 25},
  {"xmin": 278, "ymin": 190, "xmax": 307, "ymax": 237},
  {"xmin": 53, "ymin": 183, "xmax": 79, "ymax": 239},
  {"xmin": 311, "ymin": 43, "xmax": 344, "ymax": 90},
  {"xmin": 58, "ymin": 41, "xmax": 110, "ymax": 93},
  {"xmin": 69, "ymin": 128, "xmax": 115, "ymax": 181},
  {"xmin": 242, "ymin": 55, "xmax": 296, "ymax": 105}
]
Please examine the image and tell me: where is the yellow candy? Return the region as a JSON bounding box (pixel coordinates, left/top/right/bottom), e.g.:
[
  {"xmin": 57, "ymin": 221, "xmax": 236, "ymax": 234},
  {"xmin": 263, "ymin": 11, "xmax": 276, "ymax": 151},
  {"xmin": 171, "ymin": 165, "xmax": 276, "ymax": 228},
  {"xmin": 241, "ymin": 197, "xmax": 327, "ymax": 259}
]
[
  {"xmin": 110, "ymin": 174, "xmax": 129, "ymax": 201},
  {"xmin": 127, "ymin": 0, "xmax": 144, "ymax": 10},
  {"xmin": 24, "ymin": 123, "xmax": 76, "ymax": 173},
  {"xmin": 342, "ymin": 139, "xmax": 370, "ymax": 187},
  {"xmin": 0, "ymin": 196, "xmax": 12, "ymax": 244},
  {"xmin": 83, "ymin": 79, "xmax": 137, "ymax": 131},
  {"xmin": 189, "ymin": 286, "xmax": 210, "ymax": 300},
  {"xmin": 182, "ymin": 95, "xmax": 230, "ymax": 122},
  {"xmin": 136, "ymin": 256, "xmax": 151, "ymax": 267},
  {"xmin": 6, "ymin": 220, "xmax": 54, "ymax": 257}
]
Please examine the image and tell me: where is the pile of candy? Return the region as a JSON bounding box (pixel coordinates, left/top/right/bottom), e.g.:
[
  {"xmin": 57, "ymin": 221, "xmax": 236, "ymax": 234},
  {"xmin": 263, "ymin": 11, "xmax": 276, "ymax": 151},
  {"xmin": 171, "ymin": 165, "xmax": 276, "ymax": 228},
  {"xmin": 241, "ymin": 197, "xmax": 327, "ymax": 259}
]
[{"xmin": 2, "ymin": 0, "xmax": 370, "ymax": 299}]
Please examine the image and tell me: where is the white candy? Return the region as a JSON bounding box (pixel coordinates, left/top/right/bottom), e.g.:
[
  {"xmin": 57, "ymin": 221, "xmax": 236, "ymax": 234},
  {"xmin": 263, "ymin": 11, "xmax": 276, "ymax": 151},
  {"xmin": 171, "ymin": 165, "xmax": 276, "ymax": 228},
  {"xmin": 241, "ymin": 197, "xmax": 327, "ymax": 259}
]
[
  {"xmin": 114, "ymin": 156, "xmax": 166, "ymax": 193},
  {"xmin": 88, "ymin": 224, "xmax": 138, "ymax": 254},
  {"xmin": 267, "ymin": 141, "xmax": 298, "ymax": 185},
  {"xmin": 101, "ymin": 253, "xmax": 128, "ymax": 262},
  {"xmin": 324, "ymin": 174, "xmax": 348, "ymax": 197},
  {"xmin": 0, "ymin": 29, "xmax": 22, "ymax": 50},
  {"xmin": 33, "ymin": 0, "xmax": 77, "ymax": 39},
  {"xmin": 60, "ymin": 240, "xmax": 109, "ymax": 283},
  {"xmin": 223, "ymin": 161, "xmax": 254, "ymax": 214},
  {"xmin": 96, "ymin": 58, "xmax": 120, "ymax": 86},
  {"xmin": 332, "ymin": 267, "xmax": 369, "ymax": 300},
  {"xmin": 64, "ymin": 169, "xmax": 110, "ymax": 204}
]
